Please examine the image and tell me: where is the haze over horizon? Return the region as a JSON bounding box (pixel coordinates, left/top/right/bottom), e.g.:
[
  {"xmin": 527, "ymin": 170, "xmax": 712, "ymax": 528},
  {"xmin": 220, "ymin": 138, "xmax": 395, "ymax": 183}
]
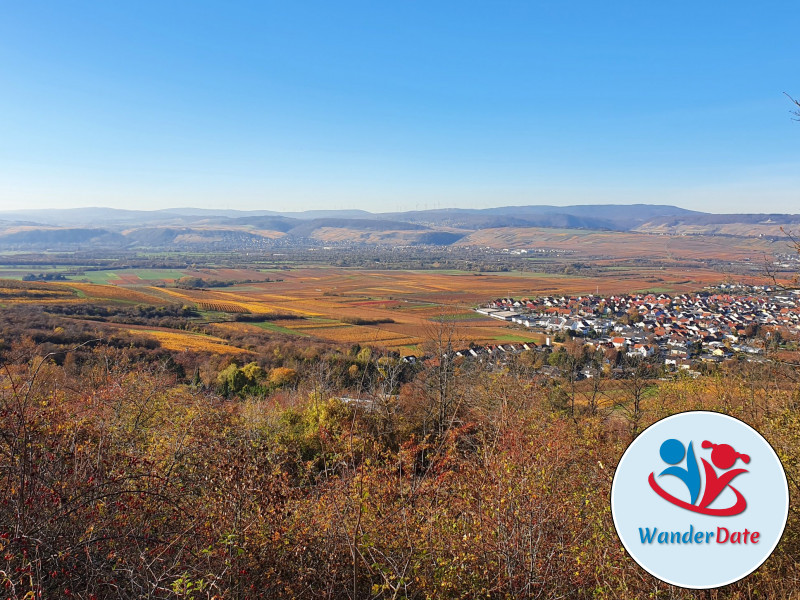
[
  {"xmin": 1, "ymin": 203, "xmax": 800, "ymax": 219},
  {"xmin": 2, "ymin": 2, "xmax": 799, "ymax": 214}
]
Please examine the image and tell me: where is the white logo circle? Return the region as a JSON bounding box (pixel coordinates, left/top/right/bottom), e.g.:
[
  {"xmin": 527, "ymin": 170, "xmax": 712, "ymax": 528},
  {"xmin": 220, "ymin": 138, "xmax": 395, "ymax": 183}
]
[{"xmin": 611, "ymin": 411, "xmax": 789, "ymax": 589}]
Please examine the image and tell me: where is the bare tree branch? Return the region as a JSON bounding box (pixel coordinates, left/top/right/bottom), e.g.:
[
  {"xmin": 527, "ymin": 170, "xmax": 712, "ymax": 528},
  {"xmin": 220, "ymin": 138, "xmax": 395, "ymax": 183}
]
[{"xmin": 785, "ymin": 92, "xmax": 800, "ymax": 121}]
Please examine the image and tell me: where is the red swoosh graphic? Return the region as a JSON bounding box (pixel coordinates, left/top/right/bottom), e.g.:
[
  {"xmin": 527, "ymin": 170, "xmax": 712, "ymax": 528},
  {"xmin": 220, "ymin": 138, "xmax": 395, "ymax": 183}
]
[{"xmin": 648, "ymin": 472, "xmax": 747, "ymax": 516}]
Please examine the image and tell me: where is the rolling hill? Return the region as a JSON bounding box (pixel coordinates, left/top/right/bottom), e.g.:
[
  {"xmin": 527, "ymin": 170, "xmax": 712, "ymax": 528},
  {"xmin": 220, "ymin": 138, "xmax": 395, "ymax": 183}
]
[{"xmin": 0, "ymin": 204, "xmax": 798, "ymax": 250}]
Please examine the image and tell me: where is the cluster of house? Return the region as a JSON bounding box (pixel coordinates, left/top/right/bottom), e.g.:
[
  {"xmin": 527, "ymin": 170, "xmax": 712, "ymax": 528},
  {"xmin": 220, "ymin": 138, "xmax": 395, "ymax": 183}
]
[
  {"xmin": 474, "ymin": 288, "xmax": 800, "ymax": 369},
  {"xmin": 395, "ymin": 341, "xmax": 563, "ymax": 377}
]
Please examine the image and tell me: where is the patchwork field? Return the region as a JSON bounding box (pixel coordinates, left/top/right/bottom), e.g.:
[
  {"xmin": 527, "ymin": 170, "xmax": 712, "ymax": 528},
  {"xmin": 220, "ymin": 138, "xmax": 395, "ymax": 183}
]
[
  {"xmin": 1, "ymin": 261, "xmax": 786, "ymax": 354},
  {"xmin": 0, "ymin": 280, "xmax": 79, "ymax": 303},
  {"xmin": 135, "ymin": 267, "xmax": 743, "ymax": 350}
]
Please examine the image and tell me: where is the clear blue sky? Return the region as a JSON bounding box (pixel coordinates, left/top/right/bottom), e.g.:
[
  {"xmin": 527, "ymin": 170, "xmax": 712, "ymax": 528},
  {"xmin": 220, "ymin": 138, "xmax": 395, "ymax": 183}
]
[{"xmin": 1, "ymin": 1, "xmax": 799, "ymax": 213}]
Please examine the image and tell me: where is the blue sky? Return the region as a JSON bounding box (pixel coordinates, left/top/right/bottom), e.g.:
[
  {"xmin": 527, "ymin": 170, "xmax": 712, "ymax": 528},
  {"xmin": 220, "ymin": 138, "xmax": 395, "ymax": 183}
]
[{"xmin": 1, "ymin": 1, "xmax": 799, "ymax": 213}]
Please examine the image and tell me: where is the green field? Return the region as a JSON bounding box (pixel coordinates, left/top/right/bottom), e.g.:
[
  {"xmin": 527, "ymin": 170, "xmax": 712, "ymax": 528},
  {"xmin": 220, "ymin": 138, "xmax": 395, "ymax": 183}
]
[
  {"xmin": 130, "ymin": 269, "xmax": 186, "ymax": 280},
  {"xmin": 490, "ymin": 332, "xmax": 545, "ymax": 343},
  {"xmin": 252, "ymin": 322, "xmax": 310, "ymax": 337},
  {"xmin": 304, "ymin": 317, "xmax": 341, "ymax": 324},
  {"xmin": 67, "ymin": 271, "xmax": 122, "ymax": 283},
  {"xmin": 66, "ymin": 268, "xmax": 186, "ymax": 283},
  {"xmin": 0, "ymin": 266, "xmax": 80, "ymax": 280},
  {"xmin": 429, "ymin": 312, "xmax": 489, "ymax": 322}
]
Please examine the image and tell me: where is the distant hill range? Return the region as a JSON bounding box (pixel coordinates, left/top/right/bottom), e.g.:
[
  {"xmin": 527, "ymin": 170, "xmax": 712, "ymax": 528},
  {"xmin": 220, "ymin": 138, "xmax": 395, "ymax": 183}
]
[{"xmin": 1, "ymin": 204, "xmax": 799, "ymax": 250}]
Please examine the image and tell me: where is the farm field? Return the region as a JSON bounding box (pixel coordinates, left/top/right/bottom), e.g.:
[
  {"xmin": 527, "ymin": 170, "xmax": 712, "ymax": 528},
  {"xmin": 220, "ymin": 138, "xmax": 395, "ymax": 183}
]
[
  {"xmin": 0, "ymin": 265, "xmax": 277, "ymax": 283},
  {"xmin": 0, "ymin": 268, "xmax": 188, "ymax": 284},
  {"xmin": 94, "ymin": 321, "xmax": 249, "ymax": 354},
  {"xmin": 0, "ymin": 280, "xmax": 79, "ymax": 304},
  {"xmin": 126, "ymin": 328, "xmax": 248, "ymax": 354},
  {"xmin": 0, "ymin": 261, "xmax": 785, "ymax": 354},
  {"xmin": 27, "ymin": 266, "xmax": 740, "ymax": 351},
  {"xmin": 456, "ymin": 227, "xmax": 785, "ymax": 261}
]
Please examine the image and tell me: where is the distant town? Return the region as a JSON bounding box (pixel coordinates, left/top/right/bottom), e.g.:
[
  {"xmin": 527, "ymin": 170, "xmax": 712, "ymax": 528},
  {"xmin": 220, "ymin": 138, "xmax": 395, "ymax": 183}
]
[{"xmin": 472, "ymin": 284, "xmax": 800, "ymax": 373}]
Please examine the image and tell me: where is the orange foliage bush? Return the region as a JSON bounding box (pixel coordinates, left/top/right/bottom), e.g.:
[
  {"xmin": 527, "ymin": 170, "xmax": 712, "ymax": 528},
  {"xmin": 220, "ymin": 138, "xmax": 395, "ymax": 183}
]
[{"xmin": 269, "ymin": 366, "xmax": 298, "ymax": 387}]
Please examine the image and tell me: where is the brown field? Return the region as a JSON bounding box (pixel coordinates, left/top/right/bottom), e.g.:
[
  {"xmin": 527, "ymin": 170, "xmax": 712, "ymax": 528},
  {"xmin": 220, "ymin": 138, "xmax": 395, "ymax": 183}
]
[
  {"xmin": 635, "ymin": 221, "xmax": 800, "ymax": 238},
  {"xmin": 186, "ymin": 267, "xmax": 280, "ymax": 280},
  {"xmin": 456, "ymin": 227, "xmax": 790, "ymax": 261},
  {"xmin": 113, "ymin": 273, "xmax": 154, "ymax": 285}
]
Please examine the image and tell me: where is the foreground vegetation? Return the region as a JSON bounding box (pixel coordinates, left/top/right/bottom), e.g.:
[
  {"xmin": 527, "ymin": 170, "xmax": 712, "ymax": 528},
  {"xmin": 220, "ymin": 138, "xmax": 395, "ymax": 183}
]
[
  {"xmin": 1, "ymin": 323, "xmax": 799, "ymax": 598},
  {"xmin": 2, "ymin": 239, "xmax": 799, "ymax": 598}
]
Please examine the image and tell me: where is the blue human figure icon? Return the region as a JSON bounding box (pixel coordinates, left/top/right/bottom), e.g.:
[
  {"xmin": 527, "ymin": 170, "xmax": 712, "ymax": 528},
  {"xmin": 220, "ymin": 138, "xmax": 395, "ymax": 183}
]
[{"xmin": 658, "ymin": 438, "xmax": 701, "ymax": 505}]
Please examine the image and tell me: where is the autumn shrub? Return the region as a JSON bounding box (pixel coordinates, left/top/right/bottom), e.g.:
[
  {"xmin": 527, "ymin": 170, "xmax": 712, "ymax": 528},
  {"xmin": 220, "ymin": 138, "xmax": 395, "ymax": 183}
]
[
  {"xmin": 268, "ymin": 367, "xmax": 298, "ymax": 388},
  {"xmin": 1, "ymin": 342, "xmax": 799, "ymax": 599}
]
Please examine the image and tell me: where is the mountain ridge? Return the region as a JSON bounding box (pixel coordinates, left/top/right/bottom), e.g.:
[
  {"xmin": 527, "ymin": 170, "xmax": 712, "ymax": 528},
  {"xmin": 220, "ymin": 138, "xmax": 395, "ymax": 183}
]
[{"xmin": 1, "ymin": 204, "xmax": 799, "ymax": 250}]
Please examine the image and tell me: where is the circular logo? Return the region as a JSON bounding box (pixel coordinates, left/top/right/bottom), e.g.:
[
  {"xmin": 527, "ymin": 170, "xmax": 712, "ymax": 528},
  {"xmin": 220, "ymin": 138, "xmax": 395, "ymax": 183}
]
[{"xmin": 611, "ymin": 411, "xmax": 789, "ymax": 589}]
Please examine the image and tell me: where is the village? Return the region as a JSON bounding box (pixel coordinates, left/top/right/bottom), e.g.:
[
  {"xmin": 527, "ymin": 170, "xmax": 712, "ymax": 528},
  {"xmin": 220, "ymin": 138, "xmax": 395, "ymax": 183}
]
[{"xmin": 471, "ymin": 285, "xmax": 800, "ymax": 373}]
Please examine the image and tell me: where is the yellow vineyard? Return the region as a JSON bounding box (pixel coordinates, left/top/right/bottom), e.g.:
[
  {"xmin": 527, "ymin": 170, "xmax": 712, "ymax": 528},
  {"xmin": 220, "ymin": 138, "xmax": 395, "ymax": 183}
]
[
  {"xmin": 127, "ymin": 328, "xmax": 248, "ymax": 354},
  {"xmin": 197, "ymin": 301, "xmax": 250, "ymax": 313}
]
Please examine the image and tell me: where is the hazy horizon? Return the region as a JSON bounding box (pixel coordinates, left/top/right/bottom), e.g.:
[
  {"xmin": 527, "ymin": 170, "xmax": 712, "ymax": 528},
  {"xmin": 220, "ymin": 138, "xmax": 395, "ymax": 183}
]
[
  {"xmin": 2, "ymin": 2, "xmax": 799, "ymax": 214},
  {"xmin": 1, "ymin": 201, "xmax": 800, "ymax": 217}
]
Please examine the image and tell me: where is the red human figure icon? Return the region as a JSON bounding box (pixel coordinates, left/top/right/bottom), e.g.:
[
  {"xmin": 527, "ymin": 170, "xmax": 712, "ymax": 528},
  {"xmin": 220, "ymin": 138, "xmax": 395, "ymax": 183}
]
[{"xmin": 698, "ymin": 441, "xmax": 750, "ymax": 511}]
